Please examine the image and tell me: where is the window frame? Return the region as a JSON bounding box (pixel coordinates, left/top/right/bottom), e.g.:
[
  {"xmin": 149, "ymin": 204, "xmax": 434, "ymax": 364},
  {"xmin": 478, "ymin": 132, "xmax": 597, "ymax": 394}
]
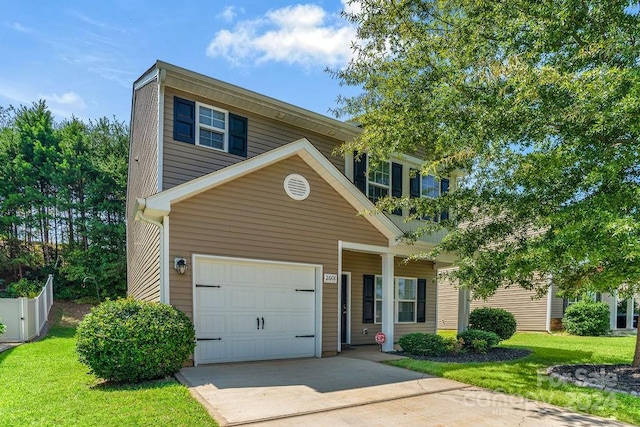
[
  {"xmin": 195, "ymin": 101, "xmax": 228, "ymax": 152},
  {"xmin": 367, "ymin": 160, "xmax": 391, "ymax": 203},
  {"xmin": 374, "ymin": 275, "xmax": 418, "ymax": 324}
]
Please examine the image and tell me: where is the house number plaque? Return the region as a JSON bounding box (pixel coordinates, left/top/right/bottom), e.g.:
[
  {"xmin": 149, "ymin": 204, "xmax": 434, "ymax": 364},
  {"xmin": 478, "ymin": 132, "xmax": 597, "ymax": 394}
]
[{"xmin": 323, "ymin": 273, "xmax": 338, "ymax": 284}]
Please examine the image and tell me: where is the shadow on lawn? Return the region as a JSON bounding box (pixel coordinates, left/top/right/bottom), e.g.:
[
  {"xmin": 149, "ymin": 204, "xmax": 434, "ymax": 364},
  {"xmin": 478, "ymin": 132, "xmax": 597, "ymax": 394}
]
[{"xmin": 91, "ymin": 377, "xmax": 181, "ymax": 392}]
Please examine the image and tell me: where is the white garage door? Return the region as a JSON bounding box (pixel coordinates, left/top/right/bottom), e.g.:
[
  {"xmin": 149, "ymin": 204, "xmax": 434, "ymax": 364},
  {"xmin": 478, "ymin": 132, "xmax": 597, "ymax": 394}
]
[{"xmin": 194, "ymin": 257, "xmax": 317, "ymax": 364}]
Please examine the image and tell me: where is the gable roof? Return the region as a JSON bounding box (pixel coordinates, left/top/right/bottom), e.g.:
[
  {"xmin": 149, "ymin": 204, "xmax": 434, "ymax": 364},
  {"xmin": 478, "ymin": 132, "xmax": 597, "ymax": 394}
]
[
  {"xmin": 134, "ymin": 138, "xmax": 403, "ymax": 242},
  {"xmin": 135, "ymin": 60, "xmax": 362, "ymax": 143}
]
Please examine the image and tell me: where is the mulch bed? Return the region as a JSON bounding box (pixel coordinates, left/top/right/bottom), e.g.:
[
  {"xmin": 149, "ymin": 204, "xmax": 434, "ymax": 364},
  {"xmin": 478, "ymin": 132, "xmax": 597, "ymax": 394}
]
[
  {"xmin": 547, "ymin": 364, "xmax": 640, "ymax": 397},
  {"xmin": 397, "ymin": 347, "xmax": 532, "ymax": 363}
]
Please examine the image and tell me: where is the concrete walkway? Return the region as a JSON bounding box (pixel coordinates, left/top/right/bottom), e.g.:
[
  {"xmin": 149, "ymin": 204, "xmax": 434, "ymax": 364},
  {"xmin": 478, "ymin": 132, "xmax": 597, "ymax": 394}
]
[{"xmin": 177, "ymin": 348, "xmax": 631, "ymax": 427}]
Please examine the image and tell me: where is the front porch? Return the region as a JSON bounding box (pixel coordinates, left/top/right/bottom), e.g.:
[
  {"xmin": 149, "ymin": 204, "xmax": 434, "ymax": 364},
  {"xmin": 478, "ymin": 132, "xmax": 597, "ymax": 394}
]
[{"xmin": 338, "ymin": 241, "xmax": 454, "ymax": 352}]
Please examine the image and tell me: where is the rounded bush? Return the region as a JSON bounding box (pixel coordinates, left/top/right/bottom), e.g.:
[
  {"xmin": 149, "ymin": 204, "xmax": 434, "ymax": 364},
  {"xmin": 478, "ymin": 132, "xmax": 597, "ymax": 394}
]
[
  {"xmin": 468, "ymin": 307, "xmax": 517, "ymax": 340},
  {"xmin": 457, "ymin": 329, "xmax": 501, "ymax": 353},
  {"xmin": 398, "ymin": 332, "xmax": 448, "ymax": 356},
  {"xmin": 562, "ymin": 300, "xmax": 610, "ymax": 336},
  {"xmin": 76, "ymin": 299, "xmax": 195, "ymax": 382}
]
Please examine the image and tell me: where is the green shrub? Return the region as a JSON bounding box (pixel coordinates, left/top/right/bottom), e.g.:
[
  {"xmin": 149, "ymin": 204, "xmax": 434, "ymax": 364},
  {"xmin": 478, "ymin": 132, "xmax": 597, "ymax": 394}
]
[
  {"xmin": 562, "ymin": 300, "xmax": 610, "ymax": 336},
  {"xmin": 0, "ymin": 322, "xmax": 5, "ymax": 335},
  {"xmin": 399, "ymin": 332, "xmax": 449, "ymax": 356},
  {"xmin": 7, "ymin": 278, "xmax": 43, "ymax": 298},
  {"xmin": 469, "ymin": 307, "xmax": 517, "ymax": 340},
  {"xmin": 457, "ymin": 329, "xmax": 502, "ymax": 353},
  {"xmin": 76, "ymin": 299, "xmax": 195, "ymax": 382}
]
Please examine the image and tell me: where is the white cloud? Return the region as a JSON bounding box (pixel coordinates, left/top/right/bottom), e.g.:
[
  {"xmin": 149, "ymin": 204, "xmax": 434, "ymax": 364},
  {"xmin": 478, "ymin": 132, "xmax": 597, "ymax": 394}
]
[
  {"xmin": 340, "ymin": 0, "xmax": 361, "ymax": 16},
  {"xmin": 7, "ymin": 22, "xmax": 34, "ymax": 33},
  {"xmin": 206, "ymin": 3, "xmax": 356, "ymax": 68},
  {"xmin": 42, "ymin": 91, "xmax": 87, "ymax": 110},
  {"xmin": 217, "ymin": 6, "xmax": 241, "ymax": 22}
]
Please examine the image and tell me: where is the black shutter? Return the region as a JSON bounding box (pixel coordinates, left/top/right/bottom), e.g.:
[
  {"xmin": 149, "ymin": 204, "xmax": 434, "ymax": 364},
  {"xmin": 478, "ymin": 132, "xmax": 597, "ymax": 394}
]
[
  {"xmin": 228, "ymin": 113, "xmax": 248, "ymax": 157},
  {"xmin": 391, "ymin": 162, "xmax": 403, "ymax": 215},
  {"xmin": 409, "ymin": 168, "xmax": 420, "ymax": 216},
  {"xmin": 363, "ymin": 274, "xmax": 375, "ymax": 324},
  {"xmin": 440, "ymin": 178, "xmax": 450, "ymax": 221},
  {"xmin": 173, "ymin": 97, "xmax": 195, "ymax": 144},
  {"xmin": 417, "ymin": 278, "xmax": 427, "ymax": 323},
  {"xmin": 353, "ymin": 152, "xmax": 367, "ymax": 194}
]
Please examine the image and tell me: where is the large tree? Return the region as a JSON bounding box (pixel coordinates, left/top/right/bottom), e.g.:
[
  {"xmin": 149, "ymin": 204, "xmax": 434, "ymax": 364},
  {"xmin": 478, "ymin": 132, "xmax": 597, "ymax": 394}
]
[{"xmin": 336, "ymin": 1, "xmax": 640, "ymax": 365}]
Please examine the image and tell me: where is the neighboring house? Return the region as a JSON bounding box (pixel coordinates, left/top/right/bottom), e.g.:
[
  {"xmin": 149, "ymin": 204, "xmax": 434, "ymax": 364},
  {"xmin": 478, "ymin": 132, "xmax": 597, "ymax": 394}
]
[
  {"xmin": 438, "ymin": 273, "xmax": 638, "ymax": 332},
  {"xmin": 126, "ymin": 61, "xmax": 457, "ymax": 365}
]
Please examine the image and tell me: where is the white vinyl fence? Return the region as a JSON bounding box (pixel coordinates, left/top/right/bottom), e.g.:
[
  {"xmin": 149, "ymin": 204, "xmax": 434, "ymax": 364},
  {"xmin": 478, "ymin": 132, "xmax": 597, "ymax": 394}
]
[{"xmin": 0, "ymin": 275, "xmax": 54, "ymax": 342}]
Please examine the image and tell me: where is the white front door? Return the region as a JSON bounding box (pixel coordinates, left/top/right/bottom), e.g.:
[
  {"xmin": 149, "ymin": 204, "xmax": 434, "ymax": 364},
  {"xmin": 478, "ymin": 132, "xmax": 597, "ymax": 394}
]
[{"xmin": 194, "ymin": 257, "xmax": 317, "ymax": 364}]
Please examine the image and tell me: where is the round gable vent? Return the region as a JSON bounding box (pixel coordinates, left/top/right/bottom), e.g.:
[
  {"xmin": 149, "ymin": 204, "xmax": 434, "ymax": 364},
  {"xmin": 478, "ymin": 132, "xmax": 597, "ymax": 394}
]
[{"xmin": 284, "ymin": 174, "xmax": 310, "ymax": 201}]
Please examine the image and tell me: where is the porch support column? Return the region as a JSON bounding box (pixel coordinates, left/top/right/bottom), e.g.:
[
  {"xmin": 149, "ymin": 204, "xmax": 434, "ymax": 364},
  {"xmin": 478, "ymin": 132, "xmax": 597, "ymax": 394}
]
[
  {"xmin": 458, "ymin": 287, "xmax": 471, "ymax": 333},
  {"xmin": 381, "ymin": 253, "xmax": 395, "ymax": 352},
  {"xmin": 604, "ymin": 292, "xmax": 617, "ymax": 330},
  {"xmin": 626, "ymin": 298, "xmax": 634, "ymax": 330}
]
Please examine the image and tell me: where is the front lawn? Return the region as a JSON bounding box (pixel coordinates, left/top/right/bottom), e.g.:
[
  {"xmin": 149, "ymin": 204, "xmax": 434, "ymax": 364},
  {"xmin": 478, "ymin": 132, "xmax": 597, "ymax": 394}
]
[
  {"xmin": 390, "ymin": 331, "xmax": 640, "ymax": 425},
  {"xmin": 0, "ymin": 323, "xmax": 216, "ymax": 426}
]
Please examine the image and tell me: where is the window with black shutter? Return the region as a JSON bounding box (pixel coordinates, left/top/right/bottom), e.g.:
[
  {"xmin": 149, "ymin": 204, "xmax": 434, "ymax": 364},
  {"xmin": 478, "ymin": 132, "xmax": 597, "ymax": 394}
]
[
  {"xmin": 440, "ymin": 178, "xmax": 450, "ymax": 221},
  {"xmin": 228, "ymin": 113, "xmax": 248, "ymax": 157},
  {"xmin": 416, "ymin": 278, "xmax": 427, "ymax": 323},
  {"xmin": 353, "ymin": 152, "xmax": 367, "ymax": 194},
  {"xmin": 362, "ymin": 274, "xmax": 375, "ymax": 324},
  {"xmin": 391, "ymin": 162, "xmax": 403, "ymax": 215},
  {"xmin": 173, "ymin": 97, "xmax": 195, "ymax": 144},
  {"xmin": 173, "ymin": 96, "xmax": 248, "ymax": 155}
]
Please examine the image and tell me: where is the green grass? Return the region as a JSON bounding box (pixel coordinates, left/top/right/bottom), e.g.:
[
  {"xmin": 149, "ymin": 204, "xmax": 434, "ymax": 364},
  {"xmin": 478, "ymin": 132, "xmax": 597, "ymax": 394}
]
[
  {"xmin": 0, "ymin": 325, "xmax": 217, "ymax": 426},
  {"xmin": 390, "ymin": 331, "xmax": 640, "ymax": 425}
]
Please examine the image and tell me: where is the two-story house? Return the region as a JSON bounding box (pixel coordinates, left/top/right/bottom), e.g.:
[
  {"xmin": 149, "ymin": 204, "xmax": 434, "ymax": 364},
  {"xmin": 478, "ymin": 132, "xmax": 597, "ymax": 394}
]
[{"xmin": 127, "ymin": 61, "xmax": 457, "ymax": 365}]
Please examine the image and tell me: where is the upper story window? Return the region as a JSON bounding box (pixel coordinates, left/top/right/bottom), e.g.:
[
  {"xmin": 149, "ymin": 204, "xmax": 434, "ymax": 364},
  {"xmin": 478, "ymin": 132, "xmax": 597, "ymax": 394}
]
[
  {"xmin": 368, "ymin": 161, "xmax": 390, "ymax": 203},
  {"xmin": 173, "ymin": 96, "xmax": 248, "ymax": 157},
  {"xmin": 198, "ymin": 104, "xmax": 227, "ymax": 150},
  {"xmin": 410, "ymin": 169, "xmax": 450, "ymax": 221}
]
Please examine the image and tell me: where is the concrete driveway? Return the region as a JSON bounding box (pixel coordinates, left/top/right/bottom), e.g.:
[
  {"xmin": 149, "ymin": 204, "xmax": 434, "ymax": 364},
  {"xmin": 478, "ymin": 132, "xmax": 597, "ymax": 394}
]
[{"xmin": 177, "ymin": 349, "xmax": 630, "ymax": 427}]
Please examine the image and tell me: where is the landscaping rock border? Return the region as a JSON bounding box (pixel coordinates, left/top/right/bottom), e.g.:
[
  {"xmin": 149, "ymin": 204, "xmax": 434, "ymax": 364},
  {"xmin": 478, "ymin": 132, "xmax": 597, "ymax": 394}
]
[{"xmin": 547, "ymin": 364, "xmax": 640, "ymax": 397}]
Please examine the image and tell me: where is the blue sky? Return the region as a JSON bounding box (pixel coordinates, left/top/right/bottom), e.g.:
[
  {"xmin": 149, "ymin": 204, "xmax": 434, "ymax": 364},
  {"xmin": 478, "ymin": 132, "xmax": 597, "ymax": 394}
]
[{"xmin": 1, "ymin": 0, "xmax": 360, "ymax": 123}]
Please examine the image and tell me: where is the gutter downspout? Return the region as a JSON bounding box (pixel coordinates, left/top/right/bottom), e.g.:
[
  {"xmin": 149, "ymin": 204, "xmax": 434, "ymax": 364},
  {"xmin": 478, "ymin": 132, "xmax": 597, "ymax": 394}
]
[{"xmin": 136, "ymin": 209, "xmax": 167, "ymax": 304}]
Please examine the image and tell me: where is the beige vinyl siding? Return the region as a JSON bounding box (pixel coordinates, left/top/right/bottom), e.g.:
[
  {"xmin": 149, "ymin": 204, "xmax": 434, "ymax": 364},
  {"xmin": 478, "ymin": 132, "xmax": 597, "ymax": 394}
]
[
  {"xmin": 344, "ymin": 251, "xmax": 437, "ymax": 346},
  {"xmin": 470, "ymin": 287, "xmax": 548, "ymax": 331},
  {"xmin": 127, "ymin": 80, "xmax": 161, "ymax": 301},
  {"xmin": 437, "ymin": 270, "xmax": 559, "ymax": 331},
  {"xmin": 168, "ymin": 155, "xmax": 388, "ymax": 355},
  {"xmin": 437, "ymin": 279, "xmax": 460, "ymax": 330},
  {"xmin": 550, "ymin": 285, "xmax": 565, "ymax": 318},
  {"xmin": 162, "ymin": 88, "xmax": 346, "ymax": 189}
]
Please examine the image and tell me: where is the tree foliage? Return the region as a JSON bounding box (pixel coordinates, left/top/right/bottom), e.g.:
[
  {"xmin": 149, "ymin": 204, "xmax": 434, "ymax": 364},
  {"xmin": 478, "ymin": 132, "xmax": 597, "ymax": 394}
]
[
  {"xmin": 0, "ymin": 101, "xmax": 128, "ymax": 300},
  {"xmin": 336, "ymin": 1, "xmax": 640, "ymax": 364}
]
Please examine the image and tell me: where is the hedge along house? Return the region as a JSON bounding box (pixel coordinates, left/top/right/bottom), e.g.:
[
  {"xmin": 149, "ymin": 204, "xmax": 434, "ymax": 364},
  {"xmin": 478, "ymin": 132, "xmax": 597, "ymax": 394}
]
[{"xmin": 127, "ymin": 61, "xmax": 458, "ymax": 365}]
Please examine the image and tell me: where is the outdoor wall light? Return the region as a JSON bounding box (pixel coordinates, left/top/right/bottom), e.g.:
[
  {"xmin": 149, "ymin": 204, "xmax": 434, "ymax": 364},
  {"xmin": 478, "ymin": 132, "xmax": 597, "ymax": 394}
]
[{"xmin": 174, "ymin": 258, "xmax": 188, "ymax": 275}]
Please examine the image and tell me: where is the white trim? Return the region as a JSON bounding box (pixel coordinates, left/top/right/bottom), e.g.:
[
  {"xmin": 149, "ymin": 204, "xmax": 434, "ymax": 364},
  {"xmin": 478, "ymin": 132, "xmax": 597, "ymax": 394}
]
[
  {"xmin": 381, "ymin": 253, "xmax": 395, "ymax": 352},
  {"xmin": 337, "ymin": 240, "xmax": 343, "ymax": 353},
  {"xmin": 157, "ymin": 80, "xmax": 164, "ymax": 192},
  {"xmin": 161, "ymin": 216, "xmax": 170, "ymax": 304},
  {"xmin": 191, "ymin": 254, "xmax": 323, "ymax": 365},
  {"xmin": 134, "ymin": 68, "xmax": 159, "ymax": 90},
  {"xmin": 338, "ymin": 271, "xmax": 352, "ymax": 352},
  {"xmin": 195, "ymin": 101, "xmax": 229, "ymax": 152},
  {"xmin": 341, "ymin": 241, "xmax": 393, "ymax": 255},
  {"xmin": 546, "ymin": 283, "xmax": 553, "ymax": 333},
  {"xmin": 139, "ymin": 139, "xmax": 403, "ymax": 241}
]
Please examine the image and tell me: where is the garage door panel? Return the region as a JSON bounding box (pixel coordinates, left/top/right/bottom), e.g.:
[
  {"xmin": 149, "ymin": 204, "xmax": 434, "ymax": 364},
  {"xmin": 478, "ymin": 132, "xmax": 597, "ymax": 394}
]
[
  {"xmin": 195, "ymin": 257, "xmax": 317, "ymax": 364},
  {"xmin": 230, "ymin": 288, "xmax": 258, "ymax": 309},
  {"xmin": 197, "ymin": 341, "xmax": 226, "ymax": 362},
  {"xmin": 230, "ymin": 340, "xmax": 260, "ymax": 360},
  {"xmin": 290, "ymin": 314, "xmax": 315, "ymax": 333},
  {"xmin": 198, "ymin": 314, "xmax": 227, "ymax": 336},
  {"xmin": 263, "ymin": 289, "xmax": 289, "ymax": 309}
]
